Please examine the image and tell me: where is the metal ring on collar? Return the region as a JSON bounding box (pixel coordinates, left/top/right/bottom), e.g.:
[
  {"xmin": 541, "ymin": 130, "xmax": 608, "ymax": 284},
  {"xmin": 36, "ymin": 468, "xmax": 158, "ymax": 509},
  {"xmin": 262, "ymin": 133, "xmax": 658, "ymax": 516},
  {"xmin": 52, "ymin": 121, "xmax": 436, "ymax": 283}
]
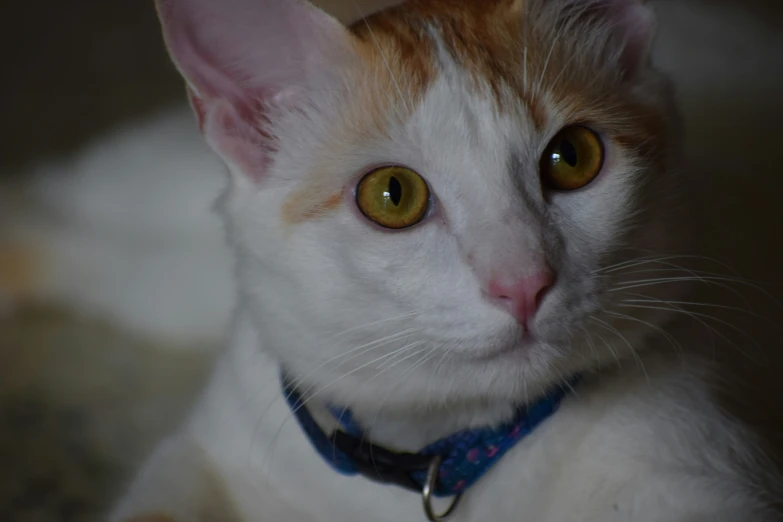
[{"xmin": 421, "ymin": 456, "xmax": 462, "ymax": 522}]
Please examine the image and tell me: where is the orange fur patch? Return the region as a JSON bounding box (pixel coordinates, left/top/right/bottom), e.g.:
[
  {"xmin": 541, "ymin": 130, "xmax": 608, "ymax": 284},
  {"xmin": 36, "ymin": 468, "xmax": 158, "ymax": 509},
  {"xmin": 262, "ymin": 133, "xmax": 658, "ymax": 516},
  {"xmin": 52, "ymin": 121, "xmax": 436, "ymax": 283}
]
[
  {"xmin": 282, "ymin": 190, "xmax": 344, "ymax": 225},
  {"xmin": 351, "ymin": 0, "xmax": 666, "ymax": 144},
  {"xmin": 351, "ymin": 11, "xmax": 436, "ymax": 106},
  {"xmin": 352, "ymin": 0, "xmax": 548, "ymax": 125}
]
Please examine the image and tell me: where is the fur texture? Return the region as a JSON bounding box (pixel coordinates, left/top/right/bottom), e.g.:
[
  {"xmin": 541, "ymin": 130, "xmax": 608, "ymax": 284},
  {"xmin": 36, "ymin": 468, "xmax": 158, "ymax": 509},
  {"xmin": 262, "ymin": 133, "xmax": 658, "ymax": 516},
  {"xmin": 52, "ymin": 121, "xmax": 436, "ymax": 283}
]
[{"xmin": 2, "ymin": 0, "xmax": 782, "ymax": 520}]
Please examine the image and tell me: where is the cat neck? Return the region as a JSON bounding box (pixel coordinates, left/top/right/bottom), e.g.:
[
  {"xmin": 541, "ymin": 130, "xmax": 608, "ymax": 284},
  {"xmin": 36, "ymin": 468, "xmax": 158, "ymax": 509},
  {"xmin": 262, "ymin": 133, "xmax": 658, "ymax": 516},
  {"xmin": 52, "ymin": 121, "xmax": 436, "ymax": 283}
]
[{"xmin": 328, "ymin": 400, "xmax": 522, "ymax": 453}]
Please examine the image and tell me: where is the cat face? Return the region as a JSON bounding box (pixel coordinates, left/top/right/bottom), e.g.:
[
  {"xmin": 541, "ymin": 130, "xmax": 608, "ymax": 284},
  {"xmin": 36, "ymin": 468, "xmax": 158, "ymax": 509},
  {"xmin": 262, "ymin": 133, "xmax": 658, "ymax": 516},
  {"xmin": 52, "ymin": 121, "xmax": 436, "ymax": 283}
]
[{"xmin": 158, "ymin": 0, "xmax": 683, "ymax": 411}]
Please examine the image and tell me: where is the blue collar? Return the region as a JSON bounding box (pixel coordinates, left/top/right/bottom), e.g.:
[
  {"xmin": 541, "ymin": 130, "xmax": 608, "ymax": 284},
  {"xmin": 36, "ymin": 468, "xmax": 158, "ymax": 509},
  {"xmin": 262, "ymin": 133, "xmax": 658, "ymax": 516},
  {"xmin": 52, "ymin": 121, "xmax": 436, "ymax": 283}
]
[{"xmin": 282, "ymin": 375, "xmax": 578, "ymax": 498}]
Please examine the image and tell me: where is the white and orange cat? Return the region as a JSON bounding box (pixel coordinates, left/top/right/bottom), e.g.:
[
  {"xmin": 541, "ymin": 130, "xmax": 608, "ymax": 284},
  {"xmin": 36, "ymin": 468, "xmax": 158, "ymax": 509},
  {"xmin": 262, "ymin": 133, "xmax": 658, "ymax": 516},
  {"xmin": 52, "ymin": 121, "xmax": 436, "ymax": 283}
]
[{"xmin": 4, "ymin": 0, "xmax": 783, "ymax": 520}]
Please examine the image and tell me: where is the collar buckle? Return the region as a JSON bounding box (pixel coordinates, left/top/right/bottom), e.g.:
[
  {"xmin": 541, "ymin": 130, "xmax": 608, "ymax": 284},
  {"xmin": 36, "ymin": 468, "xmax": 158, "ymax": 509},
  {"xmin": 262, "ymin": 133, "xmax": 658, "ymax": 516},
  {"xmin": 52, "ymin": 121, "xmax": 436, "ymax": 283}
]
[
  {"xmin": 332, "ymin": 431, "xmax": 461, "ymax": 521},
  {"xmin": 331, "ymin": 429, "xmax": 432, "ymax": 492}
]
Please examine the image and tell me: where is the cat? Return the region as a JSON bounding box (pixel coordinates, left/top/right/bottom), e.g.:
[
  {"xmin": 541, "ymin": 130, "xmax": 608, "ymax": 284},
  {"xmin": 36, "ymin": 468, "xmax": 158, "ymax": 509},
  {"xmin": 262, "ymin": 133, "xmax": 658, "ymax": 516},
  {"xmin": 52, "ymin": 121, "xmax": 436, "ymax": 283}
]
[
  {"xmin": 100, "ymin": 0, "xmax": 783, "ymax": 520},
  {"xmin": 0, "ymin": 0, "xmax": 781, "ymax": 522}
]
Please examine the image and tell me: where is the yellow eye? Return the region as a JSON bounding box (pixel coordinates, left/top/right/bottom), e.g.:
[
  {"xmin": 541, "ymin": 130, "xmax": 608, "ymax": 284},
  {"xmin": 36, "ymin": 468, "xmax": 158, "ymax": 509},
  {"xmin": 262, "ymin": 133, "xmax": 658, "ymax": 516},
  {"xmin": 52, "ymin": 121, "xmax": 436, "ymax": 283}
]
[
  {"xmin": 355, "ymin": 166, "xmax": 430, "ymax": 229},
  {"xmin": 540, "ymin": 125, "xmax": 604, "ymax": 191}
]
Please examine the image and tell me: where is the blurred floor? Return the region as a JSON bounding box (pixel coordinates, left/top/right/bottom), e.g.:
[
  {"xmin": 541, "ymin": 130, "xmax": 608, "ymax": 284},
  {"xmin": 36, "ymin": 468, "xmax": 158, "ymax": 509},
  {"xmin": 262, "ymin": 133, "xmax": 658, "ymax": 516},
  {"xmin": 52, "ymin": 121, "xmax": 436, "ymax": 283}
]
[
  {"xmin": 0, "ymin": 1, "xmax": 782, "ymax": 521},
  {"xmin": 0, "ymin": 308, "xmax": 211, "ymax": 521}
]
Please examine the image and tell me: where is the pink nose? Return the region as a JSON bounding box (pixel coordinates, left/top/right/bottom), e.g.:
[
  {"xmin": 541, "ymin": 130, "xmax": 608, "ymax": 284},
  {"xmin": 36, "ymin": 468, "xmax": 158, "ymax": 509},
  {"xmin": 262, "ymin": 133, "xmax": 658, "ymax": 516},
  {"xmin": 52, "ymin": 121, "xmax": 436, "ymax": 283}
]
[{"xmin": 487, "ymin": 272, "xmax": 554, "ymax": 327}]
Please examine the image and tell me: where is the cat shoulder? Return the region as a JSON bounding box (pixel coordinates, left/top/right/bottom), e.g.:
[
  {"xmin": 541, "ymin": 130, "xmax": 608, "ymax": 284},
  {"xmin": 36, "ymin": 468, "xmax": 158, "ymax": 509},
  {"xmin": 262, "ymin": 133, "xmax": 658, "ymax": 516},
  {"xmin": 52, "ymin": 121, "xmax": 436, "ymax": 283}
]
[{"xmin": 561, "ymin": 353, "xmax": 780, "ymax": 518}]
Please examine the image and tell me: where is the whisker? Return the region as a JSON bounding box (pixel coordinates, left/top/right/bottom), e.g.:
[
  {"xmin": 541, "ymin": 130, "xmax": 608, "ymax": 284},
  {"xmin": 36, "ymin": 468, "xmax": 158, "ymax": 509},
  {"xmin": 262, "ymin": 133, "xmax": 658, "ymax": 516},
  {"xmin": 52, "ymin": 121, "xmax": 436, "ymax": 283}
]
[
  {"xmin": 604, "ymin": 310, "xmax": 683, "ymax": 355},
  {"xmin": 615, "ymin": 267, "xmax": 778, "ymax": 287},
  {"xmin": 372, "ymin": 347, "xmax": 434, "ymax": 424},
  {"xmin": 333, "ymin": 342, "xmax": 429, "ymax": 457},
  {"xmin": 283, "ymin": 327, "xmax": 425, "ymax": 408},
  {"xmin": 614, "ymin": 275, "xmax": 753, "ymax": 309},
  {"xmin": 595, "ymin": 255, "xmax": 687, "ymax": 275},
  {"xmin": 375, "ymin": 341, "xmax": 427, "ymax": 371},
  {"xmin": 611, "ymin": 263, "xmax": 754, "ymax": 304},
  {"xmin": 324, "ymin": 309, "xmax": 430, "ymax": 342},
  {"xmin": 590, "ymin": 326, "xmax": 623, "ymax": 370},
  {"xmin": 596, "ymin": 253, "xmax": 739, "ymax": 276},
  {"xmin": 618, "ymin": 303, "xmax": 765, "ymax": 365},
  {"xmin": 293, "ymin": 336, "xmax": 427, "ymax": 413},
  {"xmin": 611, "ymin": 275, "xmax": 783, "ymax": 310},
  {"xmin": 364, "ymin": 346, "xmax": 440, "ymax": 444},
  {"xmin": 618, "ymin": 302, "xmax": 763, "ymax": 345},
  {"xmin": 616, "ymin": 251, "xmax": 748, "ymax": 277},
  {"xmin": 577, "ymin": 324, "xmax": 600, "ymax": 363},
  {"xmin": 620, "ymin": 297, "xmax": 782, "ymax": 332},
  {"xmin": 589, "ymin": 317, "xmax": 648, "ymax": 381}
]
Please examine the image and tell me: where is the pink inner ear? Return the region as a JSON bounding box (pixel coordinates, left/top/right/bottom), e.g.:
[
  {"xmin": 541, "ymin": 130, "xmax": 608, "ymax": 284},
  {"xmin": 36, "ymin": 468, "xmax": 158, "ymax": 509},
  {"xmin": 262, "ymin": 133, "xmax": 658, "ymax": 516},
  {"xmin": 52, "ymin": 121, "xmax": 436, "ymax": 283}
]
[
  {"xmin": 155, "ymin": 0, "xmax": 352, "ymax": 179},
  {"xmin": 205, "ymin": 100, "xmax": 273, "ymax": 180},
  {"xmin": 160, "ymin": 2, "xmax": 260, "ymax": 115}
]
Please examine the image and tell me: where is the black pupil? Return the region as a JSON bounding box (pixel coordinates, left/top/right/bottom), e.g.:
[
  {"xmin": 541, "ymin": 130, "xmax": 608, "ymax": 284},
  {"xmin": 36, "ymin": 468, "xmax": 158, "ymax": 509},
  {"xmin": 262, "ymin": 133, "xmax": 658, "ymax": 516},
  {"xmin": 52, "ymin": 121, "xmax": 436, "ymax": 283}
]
[
  {"xmin": 559, "ymin": 139, "xmax": 578, "ymax": 167},
  {"xmin": 388, "ymin": 176, "xmax": 403, "ymax": 206}
]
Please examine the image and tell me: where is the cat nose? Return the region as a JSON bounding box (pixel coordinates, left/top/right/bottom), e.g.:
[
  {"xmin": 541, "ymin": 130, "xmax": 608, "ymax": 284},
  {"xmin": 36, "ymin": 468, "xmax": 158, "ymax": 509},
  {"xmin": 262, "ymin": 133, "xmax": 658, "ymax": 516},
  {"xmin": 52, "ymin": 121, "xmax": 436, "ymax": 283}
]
[{"xmin": 487, "ymin": 272, "xmax": 554, "ymax": 328}]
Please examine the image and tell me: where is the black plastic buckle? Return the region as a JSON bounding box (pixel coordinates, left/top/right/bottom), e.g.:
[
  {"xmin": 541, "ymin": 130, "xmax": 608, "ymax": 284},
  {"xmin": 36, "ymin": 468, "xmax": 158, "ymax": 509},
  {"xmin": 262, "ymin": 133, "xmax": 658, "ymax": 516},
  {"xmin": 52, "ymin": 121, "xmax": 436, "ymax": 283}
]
[{"xmin": 331, "ymin": 429, "xmax": 433, "ymax": 493}]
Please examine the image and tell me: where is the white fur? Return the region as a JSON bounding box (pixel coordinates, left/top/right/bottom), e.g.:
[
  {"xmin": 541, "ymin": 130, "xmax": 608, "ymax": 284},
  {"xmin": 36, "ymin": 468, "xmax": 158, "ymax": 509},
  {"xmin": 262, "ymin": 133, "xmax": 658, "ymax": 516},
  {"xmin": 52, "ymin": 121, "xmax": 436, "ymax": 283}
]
[{"xmin": 3, "ymin": 0, "xmax": 781, "ymax": 520}]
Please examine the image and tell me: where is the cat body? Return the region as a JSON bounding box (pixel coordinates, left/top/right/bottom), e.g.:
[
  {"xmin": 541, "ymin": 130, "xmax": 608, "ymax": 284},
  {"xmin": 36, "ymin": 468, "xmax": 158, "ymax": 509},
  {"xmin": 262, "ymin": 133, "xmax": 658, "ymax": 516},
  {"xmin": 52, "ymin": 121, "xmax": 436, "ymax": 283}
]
[
  {"xmin": 3, "ymin": 0, "xmax": 782, "ymax": 520},
  {"xmin": 107, "ymin": 0, "xmax": 781, "ymax": 519}
]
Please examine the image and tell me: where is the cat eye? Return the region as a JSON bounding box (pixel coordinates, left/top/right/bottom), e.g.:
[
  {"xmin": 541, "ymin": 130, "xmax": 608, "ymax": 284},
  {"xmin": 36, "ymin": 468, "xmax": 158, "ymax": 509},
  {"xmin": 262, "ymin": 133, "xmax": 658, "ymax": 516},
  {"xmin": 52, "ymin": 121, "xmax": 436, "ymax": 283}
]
[
  {"xmin": 540, "ymin": 125, "xmax": 604, "ymax": 191},
  {"xmin": 355, "ymin": 166, "xmax": 430, "ymax": 229}
]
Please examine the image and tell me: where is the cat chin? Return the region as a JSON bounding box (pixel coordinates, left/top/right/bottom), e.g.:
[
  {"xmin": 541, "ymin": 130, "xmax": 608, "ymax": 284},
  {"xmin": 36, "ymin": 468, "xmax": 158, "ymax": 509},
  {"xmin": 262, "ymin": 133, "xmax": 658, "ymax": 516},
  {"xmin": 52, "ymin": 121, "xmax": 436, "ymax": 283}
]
[
  {"xmin": 255, "ymin": 306, "xmax": 620, "ymax": 411},
  {"xmin": 291, "ymin": 342, "xmax": 574, "ymax": 414}
]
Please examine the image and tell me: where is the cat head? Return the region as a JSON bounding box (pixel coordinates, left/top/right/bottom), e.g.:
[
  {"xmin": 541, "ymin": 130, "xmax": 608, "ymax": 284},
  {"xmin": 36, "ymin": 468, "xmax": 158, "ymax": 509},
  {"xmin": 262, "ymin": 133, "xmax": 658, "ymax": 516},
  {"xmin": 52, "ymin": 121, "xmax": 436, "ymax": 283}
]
[{"xmin": 157, "ymin": 0, "xmax": 685, "ymax": 414}]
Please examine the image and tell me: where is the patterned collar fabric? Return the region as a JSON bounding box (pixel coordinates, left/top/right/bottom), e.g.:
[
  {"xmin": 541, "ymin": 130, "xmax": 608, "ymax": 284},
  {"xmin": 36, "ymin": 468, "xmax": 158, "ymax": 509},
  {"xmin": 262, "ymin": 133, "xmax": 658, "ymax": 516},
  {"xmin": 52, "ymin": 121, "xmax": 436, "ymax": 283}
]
[{"xmin": 282, "ymin": 375, "xmax": 578, "ymax": 498}]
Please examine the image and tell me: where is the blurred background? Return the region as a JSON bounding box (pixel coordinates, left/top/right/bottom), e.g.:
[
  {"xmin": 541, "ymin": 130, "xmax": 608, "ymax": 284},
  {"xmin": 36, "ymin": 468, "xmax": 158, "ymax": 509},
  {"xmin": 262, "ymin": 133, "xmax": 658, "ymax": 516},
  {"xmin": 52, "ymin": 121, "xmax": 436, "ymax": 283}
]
[{"xmin": 0, "ymin": 0, "xmax": 781, "ymax": 520}]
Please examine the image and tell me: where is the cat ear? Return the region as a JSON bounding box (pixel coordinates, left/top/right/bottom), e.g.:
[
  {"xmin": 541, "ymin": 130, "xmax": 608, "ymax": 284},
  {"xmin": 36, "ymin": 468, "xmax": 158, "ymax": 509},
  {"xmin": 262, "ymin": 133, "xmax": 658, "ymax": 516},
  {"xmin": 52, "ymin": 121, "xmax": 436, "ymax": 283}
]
[
  {"xmin": 603, "ymin": 0, "xmax": 656, "ymax": 77},
  {"xmin": 156, "ymin": 0, "xmax": 354, "ymax": 179},
  {"xmin": 553, "ymin": 0, "xmax": 656, "ymax": 79}
]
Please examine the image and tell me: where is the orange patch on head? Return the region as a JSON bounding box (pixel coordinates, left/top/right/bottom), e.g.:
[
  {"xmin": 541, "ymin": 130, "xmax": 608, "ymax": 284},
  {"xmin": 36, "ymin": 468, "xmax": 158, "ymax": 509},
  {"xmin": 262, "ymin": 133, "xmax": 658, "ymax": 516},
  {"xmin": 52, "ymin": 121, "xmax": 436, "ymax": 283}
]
[
  {"xmin": 281, "ymin": 189, "xmax": 344, "ymax": 225},
  {"xmin": 346, "ymin": 0, "xmax": 665, "ymax": 142},
  {"xmin": 338, "ymin": 7, "xmax": 438, "ymax": 141},
  {"xmin": 347, "ymin": 0, "xmax": 550, "ymax": 128},
  {"xmin": 382, "ymin": 0, "xmax": 667, "ymax": 154},
  {"xmin": 350, "ymin": 9, "xmax": 436, "ymax": 107}
]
